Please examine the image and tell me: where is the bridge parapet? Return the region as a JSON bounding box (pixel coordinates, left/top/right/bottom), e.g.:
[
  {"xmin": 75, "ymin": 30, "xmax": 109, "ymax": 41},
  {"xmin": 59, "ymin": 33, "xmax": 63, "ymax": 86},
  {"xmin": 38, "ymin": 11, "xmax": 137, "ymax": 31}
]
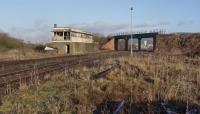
[{"xmin": 109, "ymin": 29, "xmax": 166, "ymax": 37}]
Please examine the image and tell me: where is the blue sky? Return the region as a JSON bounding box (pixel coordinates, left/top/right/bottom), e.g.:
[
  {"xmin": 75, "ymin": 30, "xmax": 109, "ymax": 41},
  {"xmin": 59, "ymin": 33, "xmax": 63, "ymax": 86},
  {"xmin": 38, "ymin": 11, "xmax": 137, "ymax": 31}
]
[{"xmin": 0, "ymin": 0, "xmax": 199, "ymax": 43}]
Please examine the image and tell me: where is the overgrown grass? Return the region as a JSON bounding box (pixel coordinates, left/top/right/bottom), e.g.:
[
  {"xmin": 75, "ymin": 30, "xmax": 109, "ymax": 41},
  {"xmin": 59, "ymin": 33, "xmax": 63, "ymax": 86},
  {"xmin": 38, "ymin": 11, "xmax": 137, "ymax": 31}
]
[
  {"xmin": 0, "ymin": 54, "xmax": 199, "ymax": 113},
  {"xmin": 0, "ymin": 33, "xmax": 25, "ymax": 51},
  {"xmin": 0, "ymin": 33, "xmax": 61, "ymax": 61},
  {"xmin": 157, "ymin": 33, "xmax": 200, "ymax": 56}
]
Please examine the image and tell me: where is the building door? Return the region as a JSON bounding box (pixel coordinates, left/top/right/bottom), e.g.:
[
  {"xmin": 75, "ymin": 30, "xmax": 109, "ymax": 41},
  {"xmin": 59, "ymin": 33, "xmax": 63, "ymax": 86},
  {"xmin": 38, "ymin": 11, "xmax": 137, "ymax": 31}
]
[{"xmin": 65, "ymin": 45, "xmax": 70, "ymax": 54}]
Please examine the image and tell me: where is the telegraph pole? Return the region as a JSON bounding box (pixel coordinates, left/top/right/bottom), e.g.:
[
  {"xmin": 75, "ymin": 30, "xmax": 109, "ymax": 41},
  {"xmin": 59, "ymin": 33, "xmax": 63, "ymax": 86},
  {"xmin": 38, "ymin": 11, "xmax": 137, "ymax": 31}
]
[{"xmin": 130, "ymin": 7, "xmax": 133, "ymax": 56}]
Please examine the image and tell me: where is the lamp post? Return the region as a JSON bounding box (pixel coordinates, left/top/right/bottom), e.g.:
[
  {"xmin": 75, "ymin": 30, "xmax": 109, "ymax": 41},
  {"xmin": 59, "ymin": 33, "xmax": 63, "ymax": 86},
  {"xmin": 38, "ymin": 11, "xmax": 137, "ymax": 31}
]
[{"xmin": 130, "ymin": 7, "xmax": 133, "ymax": 56}]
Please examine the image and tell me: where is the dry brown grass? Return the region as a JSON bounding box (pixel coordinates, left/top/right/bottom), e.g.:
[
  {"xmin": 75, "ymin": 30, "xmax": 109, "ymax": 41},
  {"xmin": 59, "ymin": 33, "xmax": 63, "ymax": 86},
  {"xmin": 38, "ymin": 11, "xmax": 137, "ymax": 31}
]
[
  {"xmin": 0, "ymin": 32, "xmax": 63, "ymax": 61},
  {"xmin": 157, "ymin": 33, "xmax": 200, "ymax": 56},
  {"xmin": 0, "ymin": 49, "xmax": 62, "ymax": 61},
  {"xmin": 0, "ymin": 53, "xmax": 199, "ymax": 113}
]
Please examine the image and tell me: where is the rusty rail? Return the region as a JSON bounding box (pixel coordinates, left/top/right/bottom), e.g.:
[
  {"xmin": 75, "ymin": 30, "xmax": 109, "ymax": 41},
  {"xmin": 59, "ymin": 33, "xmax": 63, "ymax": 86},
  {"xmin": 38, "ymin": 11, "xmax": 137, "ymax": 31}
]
[
  {"xmin": 0, "ymin": 51, "xmax": 117, "ymax": 68},
  {"xmin": 0, "ymin": 52, "xmax": 128, "ymax": 90}
]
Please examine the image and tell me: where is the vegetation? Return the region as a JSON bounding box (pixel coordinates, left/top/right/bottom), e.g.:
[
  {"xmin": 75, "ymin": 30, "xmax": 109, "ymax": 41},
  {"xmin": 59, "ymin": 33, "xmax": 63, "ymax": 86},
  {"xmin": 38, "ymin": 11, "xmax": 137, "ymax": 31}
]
[
  {"xmin": 0, "ymin": 33, "xmax": 25, "ymax": 51},
  {"xmin": 93, "ymin": 34, "xmax": 108, "ymax": 48},
  {"xmin": 0, "ymin": 32, "xmax": 199, "ymax": 113},
  {"xmin": 157, "ymin": 33, "xmax": 200, "ymax": 56},
  {"xmin": 33, "ymin": 45, "xmax": 45, "ymax": 52},
  {"xmin": 0, "ymin": 54, "xmax": 199, "ymax": 113},
  {"xmin": 0, "ymin": 32, "xmax": 58, "ymax": 61}
]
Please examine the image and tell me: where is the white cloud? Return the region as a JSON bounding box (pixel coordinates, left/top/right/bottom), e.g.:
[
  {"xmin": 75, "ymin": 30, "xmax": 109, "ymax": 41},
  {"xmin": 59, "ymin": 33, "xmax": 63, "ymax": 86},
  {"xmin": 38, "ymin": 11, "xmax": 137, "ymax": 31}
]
[
  {"xmin": 70, "ymin": 21, "xmax": 128, "ymax": 35},
  {"xmin": 177, "ymin": 20, "xmax": 194, "ymax": 26},
  {"xmin": 0, "ymin": 28, "xmax": 4, "ymax": 33},
  {"xmin": 134, "ymin": 22, "xmax": 170, "ymax": 28},
  {"xmin": 7, "ymin": 21, "xmax": 51, "ymax": 43},
  {"xmin": 70, "ymin": 21, "xmax": 170, "ymax": 35},
  {"xmin": 2, "ymin": 21, "xmax": 170, "ymax": 43}
]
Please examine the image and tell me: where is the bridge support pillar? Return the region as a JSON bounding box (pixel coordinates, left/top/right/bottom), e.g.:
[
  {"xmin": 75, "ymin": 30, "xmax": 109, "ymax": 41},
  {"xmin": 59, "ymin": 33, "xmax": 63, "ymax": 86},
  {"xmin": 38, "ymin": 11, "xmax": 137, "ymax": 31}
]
[
  {"xmin": 114, "ymin": 38, "xmax": 118, "ymax": 51},
  {"xmin": 153, "ymin": 37, "xmax": 156, "ymax": 51},
  {"xmin": 138, "ymin": 38, "xmax": 142, "ymax": 51},
  {"xmin": 125, "ymin": 38, "xmax": 129, "ymax": 51}
]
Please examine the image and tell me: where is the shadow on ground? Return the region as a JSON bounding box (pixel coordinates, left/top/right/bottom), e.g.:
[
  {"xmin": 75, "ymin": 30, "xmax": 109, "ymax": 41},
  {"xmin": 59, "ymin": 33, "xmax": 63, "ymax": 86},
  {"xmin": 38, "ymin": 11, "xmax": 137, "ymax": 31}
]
[{"xmin": 93, "ymin": 99, "xmax": 200, "ymax": 114}]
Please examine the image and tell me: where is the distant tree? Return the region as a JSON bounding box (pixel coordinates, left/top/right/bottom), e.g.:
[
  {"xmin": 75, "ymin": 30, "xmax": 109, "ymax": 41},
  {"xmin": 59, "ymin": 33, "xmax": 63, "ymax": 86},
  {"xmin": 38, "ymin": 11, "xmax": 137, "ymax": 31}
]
[
  {"xmin": 93, "ymin": 33, "xmax": 109, "ymax": 48},
  {"xmin": 34, "ymin": 45, "xmax": 45, "ymax": 52}
]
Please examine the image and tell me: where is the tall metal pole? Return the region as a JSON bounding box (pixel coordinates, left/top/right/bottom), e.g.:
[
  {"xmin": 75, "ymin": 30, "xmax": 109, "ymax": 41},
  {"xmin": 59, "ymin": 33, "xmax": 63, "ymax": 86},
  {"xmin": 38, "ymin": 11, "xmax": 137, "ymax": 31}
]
[{"xmin": 130, "ymin": 7, "xmax": 133, "ymax": 56}]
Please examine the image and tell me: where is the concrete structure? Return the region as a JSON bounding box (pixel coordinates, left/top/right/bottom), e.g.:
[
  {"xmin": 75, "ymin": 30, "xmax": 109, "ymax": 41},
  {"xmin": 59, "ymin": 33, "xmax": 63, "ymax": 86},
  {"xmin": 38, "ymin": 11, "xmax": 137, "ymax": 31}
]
[
  {"xmin": 49, "ymin": 24, "xmax": 99, "ymax": 54},
  {"xmin": 103, "ymin": 33, "xmax": 158, "ymax": 52}
]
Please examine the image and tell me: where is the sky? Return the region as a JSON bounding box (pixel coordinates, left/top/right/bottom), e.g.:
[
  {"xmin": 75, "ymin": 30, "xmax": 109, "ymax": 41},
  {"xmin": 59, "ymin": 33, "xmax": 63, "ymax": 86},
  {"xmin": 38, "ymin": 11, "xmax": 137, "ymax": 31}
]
[{"xmin": 0, "ymin": 0, "xmax": 199, "ymax": 43}]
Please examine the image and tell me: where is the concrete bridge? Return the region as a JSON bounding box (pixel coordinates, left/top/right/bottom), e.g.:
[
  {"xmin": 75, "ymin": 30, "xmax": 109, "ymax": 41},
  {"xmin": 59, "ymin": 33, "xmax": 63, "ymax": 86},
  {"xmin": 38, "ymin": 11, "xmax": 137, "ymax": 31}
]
[{"xmin": 112, "ymin": 32, "xmax": 158, "ymax": 52}]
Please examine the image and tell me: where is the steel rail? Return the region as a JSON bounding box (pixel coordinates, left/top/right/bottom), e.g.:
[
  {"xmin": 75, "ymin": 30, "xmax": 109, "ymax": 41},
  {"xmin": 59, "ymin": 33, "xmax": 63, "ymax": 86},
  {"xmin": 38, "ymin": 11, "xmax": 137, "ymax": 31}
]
[{"xmin": 0, "ymin": 52, "xmax": 128, "ymax": 88}]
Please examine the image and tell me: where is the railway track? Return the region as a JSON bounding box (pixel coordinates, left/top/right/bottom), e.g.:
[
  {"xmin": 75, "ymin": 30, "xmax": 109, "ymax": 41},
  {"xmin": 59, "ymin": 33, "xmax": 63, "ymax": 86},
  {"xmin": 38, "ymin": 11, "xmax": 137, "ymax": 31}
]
[
  {"xmin": 0, "ymin": 51, "xmax": 198, "ymax": 94},
  {"xmin": 0, "ymin": 53, "xmax": 92, "ymax": 69},
  {"xmin": 0, "ymin": 51, "xmax": 128, "ymax": 93}
]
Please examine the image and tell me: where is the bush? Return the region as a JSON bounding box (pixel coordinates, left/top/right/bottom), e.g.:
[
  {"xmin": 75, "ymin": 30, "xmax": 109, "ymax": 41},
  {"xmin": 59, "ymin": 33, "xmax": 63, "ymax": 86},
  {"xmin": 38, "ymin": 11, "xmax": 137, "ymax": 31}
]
[
  {"xmin": 34, "ymin": 45, "xmax": 45, "ymax": 52},
  {"xmin": 156, "ymin": 33, "xmax": 200, "ymax": 56},
  {"xmin": 0, "ymin": 33, "xmax": 24, "ymax": 51}
]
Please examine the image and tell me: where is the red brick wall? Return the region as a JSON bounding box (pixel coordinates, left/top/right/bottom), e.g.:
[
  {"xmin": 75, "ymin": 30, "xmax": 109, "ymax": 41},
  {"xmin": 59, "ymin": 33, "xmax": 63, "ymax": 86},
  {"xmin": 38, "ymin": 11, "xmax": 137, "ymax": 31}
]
[{"xmin": 102, "ymin": 38, "xmax": 115, "ymax": 50}]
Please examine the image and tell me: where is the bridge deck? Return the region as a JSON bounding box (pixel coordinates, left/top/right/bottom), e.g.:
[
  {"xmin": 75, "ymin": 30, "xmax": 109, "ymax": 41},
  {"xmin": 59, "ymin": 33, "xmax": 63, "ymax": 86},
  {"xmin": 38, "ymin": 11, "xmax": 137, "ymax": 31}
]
[{"xmin": 112, "ymin": 32, "xmax": 158, "ymax": 51}]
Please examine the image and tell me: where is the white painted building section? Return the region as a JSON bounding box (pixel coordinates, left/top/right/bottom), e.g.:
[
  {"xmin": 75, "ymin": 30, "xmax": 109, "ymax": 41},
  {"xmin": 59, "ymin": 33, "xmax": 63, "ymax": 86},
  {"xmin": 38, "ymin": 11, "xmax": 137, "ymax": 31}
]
[
  {"xmin": 44, "ymin": 46, "xmax": 55, "ymax": 51},
  {"xmin": 52, "ymin": 25, "xmax": 93, "ymax": 43}
]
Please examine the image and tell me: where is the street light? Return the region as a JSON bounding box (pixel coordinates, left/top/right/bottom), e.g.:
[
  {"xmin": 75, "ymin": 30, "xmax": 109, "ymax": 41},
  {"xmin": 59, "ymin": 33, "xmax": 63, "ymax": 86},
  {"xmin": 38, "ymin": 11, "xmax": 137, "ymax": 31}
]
[{"xmin": 130, "ymin": 7, "xmax": 133, "ymax": 56}]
